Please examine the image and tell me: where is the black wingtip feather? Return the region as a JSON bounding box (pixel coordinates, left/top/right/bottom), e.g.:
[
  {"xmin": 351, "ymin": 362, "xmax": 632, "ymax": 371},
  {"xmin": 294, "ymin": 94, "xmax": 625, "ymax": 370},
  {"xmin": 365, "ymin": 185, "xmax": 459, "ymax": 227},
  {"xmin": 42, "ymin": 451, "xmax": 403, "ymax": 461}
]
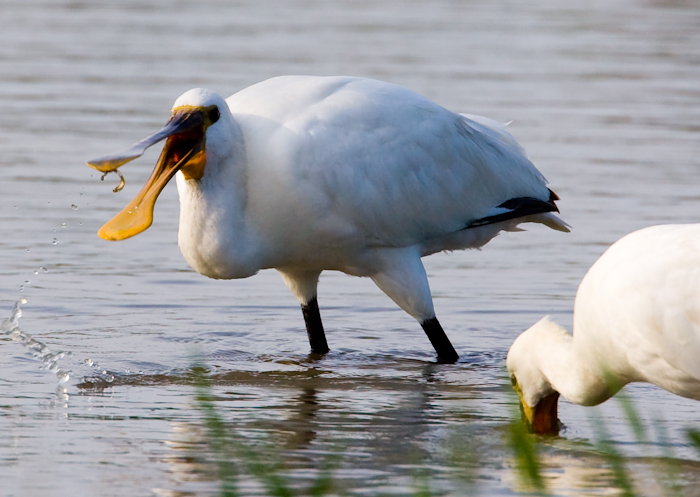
[{"xmin": 465, "ymin": 189, "xmax": 561, "ymax": 229}]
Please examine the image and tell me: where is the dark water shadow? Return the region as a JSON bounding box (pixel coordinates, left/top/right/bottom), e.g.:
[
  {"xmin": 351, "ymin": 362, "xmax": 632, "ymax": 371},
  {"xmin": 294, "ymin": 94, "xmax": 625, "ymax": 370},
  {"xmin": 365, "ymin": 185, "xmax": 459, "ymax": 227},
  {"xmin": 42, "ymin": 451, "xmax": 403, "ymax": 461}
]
[{"xmin": 74, "ymin": 350, "xmax": 503, "ymax": 393}]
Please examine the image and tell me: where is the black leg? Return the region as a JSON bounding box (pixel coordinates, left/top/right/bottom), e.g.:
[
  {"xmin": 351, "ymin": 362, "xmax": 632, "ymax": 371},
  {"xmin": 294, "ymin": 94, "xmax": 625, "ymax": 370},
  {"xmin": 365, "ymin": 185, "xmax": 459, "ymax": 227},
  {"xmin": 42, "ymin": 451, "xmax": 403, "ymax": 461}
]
[
  {"xmin": 301, "ymin": 297, "xmax": 329, "ymax": 354},
  {"xmin": 421, "ymin": 317, "xmax": 458, "ymax": 363}
]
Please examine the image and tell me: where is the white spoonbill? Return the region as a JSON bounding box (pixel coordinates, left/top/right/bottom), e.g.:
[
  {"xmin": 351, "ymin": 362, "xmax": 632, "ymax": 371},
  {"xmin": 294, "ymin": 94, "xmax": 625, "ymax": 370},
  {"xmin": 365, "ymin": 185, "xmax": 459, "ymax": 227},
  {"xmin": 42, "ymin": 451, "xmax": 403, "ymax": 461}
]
[
  {"xmin": 88, "ymin": 75, "xmax": 569, "ymax": 362},
  {"xmin": 508, "ymin": 224, "xmax": 700, "ymax": 434}
]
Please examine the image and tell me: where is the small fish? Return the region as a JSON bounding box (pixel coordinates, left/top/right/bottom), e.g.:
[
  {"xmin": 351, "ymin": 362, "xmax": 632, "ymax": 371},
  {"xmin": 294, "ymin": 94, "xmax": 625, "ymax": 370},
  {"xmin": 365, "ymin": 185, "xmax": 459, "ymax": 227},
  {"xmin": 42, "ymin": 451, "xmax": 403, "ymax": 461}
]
[{"xmin": 100, "ymin": 169, "xmax": 126, "ymax": 193}]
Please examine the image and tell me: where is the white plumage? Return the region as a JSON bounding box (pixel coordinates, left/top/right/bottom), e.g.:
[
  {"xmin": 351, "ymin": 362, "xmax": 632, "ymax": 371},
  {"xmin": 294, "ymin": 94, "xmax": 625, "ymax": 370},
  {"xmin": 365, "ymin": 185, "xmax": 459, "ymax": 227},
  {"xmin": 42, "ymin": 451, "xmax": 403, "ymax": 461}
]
[
  {"xmin": 508, "ymin": 224, "xmax": 700, "ymax": 433},
  {"xmin": 89, "ymin": 75, "xmax": 568, "ymax": 361}
]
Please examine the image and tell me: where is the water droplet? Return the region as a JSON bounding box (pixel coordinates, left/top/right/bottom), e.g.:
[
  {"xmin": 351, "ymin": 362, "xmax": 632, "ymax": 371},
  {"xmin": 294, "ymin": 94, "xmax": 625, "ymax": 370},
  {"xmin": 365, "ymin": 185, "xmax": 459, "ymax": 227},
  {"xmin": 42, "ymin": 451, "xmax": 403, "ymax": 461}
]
[
  {"xmin": 13, "ymin": 206, "xmax": 18, "ymax": 209},
  {"xmin": 52, "ymin": 238, "xmax": 58, "ymax": 245},
  {"xmin": 61, "ymin": 223, "xmax": 66, "ymax": 228},
  {"xmin": 71, "ymin": 204, "xmax": 78, "ymax": 210},
  {"xmin": 52, "ymin": 229, "xmax": 56, "ymax": 233},
  {"xmin": 26, "ymin": 248, "xmax": 30, "ymax": 252},
  {"xmin": 24, "ymin": 280, "xmax": 31, "ymax": 285},
  {"xmin": 19, "ymin": 297, "xmax": 27, "ymax": 304},
  {"xmin": 40, "ymin": 267, "xmax": 48, "ymax": 273},
  {"xmin": 84, "ymin": 358, "xmax": 94, "ymax": 367}
]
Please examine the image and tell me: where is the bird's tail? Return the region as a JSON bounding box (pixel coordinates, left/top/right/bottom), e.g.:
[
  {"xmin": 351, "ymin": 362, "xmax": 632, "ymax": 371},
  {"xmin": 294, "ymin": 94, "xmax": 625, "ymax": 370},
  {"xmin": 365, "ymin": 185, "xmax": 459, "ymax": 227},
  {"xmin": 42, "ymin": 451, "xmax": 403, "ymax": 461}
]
[
  {"xmin": 532, "ymin": 212, "xmax": 571, "ymax": 233},
  {"xmin": 466, "ymin": 189, "xmax": 570, "ymax": 232}
]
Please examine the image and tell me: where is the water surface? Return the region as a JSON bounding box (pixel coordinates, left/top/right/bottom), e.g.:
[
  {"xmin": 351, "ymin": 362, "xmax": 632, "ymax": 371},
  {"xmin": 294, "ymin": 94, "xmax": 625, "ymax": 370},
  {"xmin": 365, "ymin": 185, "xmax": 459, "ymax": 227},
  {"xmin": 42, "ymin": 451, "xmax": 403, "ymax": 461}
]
[{"xmin": 1, "ymin": 1, "xmax": 700, "ymax": 495}]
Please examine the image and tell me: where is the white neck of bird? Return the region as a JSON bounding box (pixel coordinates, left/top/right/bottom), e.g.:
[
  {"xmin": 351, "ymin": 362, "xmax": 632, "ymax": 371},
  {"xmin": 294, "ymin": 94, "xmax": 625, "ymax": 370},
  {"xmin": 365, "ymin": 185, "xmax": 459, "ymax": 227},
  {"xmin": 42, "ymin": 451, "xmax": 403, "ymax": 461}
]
[{"xmin": 174, "ymin": 119, "xmax": 263, "ymax": 279}]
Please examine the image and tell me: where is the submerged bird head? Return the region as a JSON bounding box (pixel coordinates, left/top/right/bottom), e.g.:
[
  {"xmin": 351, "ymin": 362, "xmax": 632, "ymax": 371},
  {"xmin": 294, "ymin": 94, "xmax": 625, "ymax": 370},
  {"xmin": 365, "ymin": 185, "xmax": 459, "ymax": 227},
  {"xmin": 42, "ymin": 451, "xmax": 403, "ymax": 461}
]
[
  {"xmin": 506, "ymin": 317, "xmax": 563, "ymax": 435},
  {"xmin": 87, "ymin": 89, "xmax": 228, "ymax": 241}
]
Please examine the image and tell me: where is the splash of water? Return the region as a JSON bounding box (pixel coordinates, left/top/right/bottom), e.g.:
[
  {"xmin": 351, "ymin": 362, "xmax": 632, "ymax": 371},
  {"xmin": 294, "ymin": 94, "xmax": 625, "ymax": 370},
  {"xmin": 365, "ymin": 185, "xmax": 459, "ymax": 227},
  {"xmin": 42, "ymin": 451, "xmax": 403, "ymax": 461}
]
[
  {"xmin": 1, "ymin": 298, "xmax": 71, "ymax": 387},
  {"xmin": 1, "ymin": 298, "xmax": 121, "ymax": 392}
]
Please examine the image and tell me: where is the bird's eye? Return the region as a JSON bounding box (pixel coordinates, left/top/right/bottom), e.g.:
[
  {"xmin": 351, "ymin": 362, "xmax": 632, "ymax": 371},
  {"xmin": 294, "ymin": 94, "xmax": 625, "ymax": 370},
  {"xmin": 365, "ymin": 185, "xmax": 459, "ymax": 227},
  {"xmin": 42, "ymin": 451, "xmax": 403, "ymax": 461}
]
[{"xmin": 208, "ymin": 106, "xmax": 220, "ymax": 124}]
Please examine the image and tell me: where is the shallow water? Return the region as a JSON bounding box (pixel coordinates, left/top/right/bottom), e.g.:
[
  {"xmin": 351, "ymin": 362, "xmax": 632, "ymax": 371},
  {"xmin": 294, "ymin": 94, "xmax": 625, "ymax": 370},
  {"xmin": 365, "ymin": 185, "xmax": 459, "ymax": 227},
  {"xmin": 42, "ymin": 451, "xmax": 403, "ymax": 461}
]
[{"xmin": 1, "ymin": 0, "xmax": 700, "ymax": 495}]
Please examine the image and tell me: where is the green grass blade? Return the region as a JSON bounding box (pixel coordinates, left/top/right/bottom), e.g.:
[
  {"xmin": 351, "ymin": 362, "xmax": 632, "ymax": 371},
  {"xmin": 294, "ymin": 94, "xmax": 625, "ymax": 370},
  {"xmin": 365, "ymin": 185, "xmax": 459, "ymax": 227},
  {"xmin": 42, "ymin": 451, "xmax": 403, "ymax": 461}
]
[
  {"xmin": 687, "ymin": 428, "xmax": 700, "ymax": 456},
  {"xmin": 191, "ymin": 364, "xmax": 240, "ymax": 497},
  {"xmin": 508, "ymin": 418, "xmax": 548, "ymax": 495},
  {"xmin": 233, "ymin": 441, "xmax": 295, "ymax": 497},
  {"xmin": 589, "ymin": 409, "xmax": 635, "ymax": 497},
  {"xmin": 615, "ymin": 392, "xmax": 647, "ymax": 445}
]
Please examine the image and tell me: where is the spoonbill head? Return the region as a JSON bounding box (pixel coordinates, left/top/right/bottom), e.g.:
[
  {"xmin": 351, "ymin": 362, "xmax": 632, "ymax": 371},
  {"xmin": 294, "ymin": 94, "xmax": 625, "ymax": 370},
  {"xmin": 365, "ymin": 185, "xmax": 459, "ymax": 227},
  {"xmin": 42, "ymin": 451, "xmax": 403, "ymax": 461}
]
[
  {"xmin": 88, "ymin": 76, "xmax": 569, "ymax": 362},
  {"xmin": 508, "ymin": 224, "xmax": 700, "ymax": 435}
]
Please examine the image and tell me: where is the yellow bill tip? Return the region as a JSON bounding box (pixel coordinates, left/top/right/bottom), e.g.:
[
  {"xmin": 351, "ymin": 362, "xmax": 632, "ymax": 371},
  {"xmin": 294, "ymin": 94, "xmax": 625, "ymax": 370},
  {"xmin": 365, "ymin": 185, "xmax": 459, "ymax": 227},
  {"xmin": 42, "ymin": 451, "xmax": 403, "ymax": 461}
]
[{"xmin": 98, "ymin": 200, "xmax": 154, "ymax": 241}]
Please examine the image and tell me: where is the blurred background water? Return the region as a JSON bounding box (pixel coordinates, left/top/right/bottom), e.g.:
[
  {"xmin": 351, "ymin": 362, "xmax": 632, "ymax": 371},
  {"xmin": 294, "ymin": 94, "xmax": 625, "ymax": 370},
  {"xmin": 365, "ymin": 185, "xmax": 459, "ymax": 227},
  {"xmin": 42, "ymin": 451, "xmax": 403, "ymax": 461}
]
[{"xmin": 1, "ymin": 0, "xmax": 699, "ymax": 495}]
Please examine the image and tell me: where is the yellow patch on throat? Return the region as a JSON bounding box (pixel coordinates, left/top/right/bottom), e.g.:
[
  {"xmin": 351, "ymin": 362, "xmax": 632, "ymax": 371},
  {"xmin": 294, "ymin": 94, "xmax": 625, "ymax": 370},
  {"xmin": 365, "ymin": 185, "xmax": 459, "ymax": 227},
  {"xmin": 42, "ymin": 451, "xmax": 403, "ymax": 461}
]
[{"xmin": 180, "ymin": 148, "xmax": 207, "ymax": 180}]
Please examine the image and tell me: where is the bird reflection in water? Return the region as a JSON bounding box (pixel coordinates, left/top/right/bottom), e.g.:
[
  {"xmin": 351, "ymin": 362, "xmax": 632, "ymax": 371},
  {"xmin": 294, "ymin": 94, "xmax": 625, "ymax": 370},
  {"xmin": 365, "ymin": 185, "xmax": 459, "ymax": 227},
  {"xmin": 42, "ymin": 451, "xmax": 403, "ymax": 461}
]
[{"xmin": 157, "ymin": 360, "xmax": 456, "ymax": 492}]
